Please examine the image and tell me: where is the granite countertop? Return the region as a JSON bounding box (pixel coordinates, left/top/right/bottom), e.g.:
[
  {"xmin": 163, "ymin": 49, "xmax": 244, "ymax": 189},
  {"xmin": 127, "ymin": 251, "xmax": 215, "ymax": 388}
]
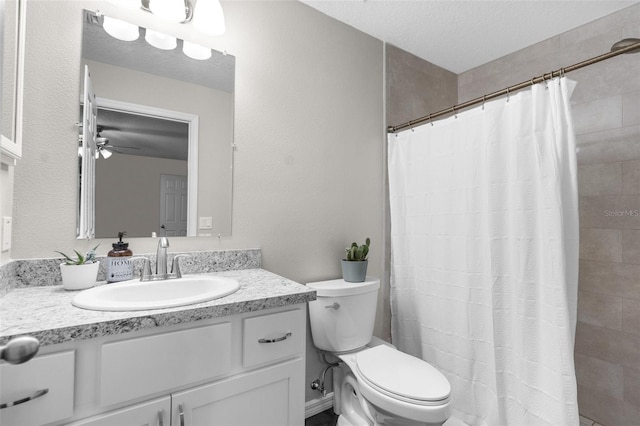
[{"xmin": 0, "ymin": 269, "xmax": 316, "ymax": 347}]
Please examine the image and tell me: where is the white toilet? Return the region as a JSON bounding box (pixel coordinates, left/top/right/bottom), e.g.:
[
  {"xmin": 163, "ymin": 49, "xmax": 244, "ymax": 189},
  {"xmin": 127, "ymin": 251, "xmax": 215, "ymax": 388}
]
[{"xmin": 307, "ymin": 278, "xmax": 451, "ymax": 426}]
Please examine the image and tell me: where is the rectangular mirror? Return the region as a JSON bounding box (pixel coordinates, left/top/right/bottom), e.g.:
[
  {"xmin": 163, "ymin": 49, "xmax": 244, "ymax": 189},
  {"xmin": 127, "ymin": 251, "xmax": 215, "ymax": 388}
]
[{"xmin": 79, "ymin": 10, "xmax": 234, "ymax": 239}]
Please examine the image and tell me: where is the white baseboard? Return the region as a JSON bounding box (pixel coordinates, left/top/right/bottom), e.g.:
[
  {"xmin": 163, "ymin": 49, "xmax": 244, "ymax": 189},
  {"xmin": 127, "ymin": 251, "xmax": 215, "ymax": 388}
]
[{"xmin": 305, "ymin": 392, "xmax": 334, "ymax": 418}]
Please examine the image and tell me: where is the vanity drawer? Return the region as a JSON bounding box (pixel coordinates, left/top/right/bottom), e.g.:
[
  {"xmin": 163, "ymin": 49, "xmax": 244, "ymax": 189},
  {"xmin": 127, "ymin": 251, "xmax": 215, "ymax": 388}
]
[
  {"xmin": 243, "ymin": 309, "xmax": 304, "ymax": 368},
  {"xmin": 0, "ymin": 350, "xmax": 75, "ymax": 426},
  {"xmin": 100, "ymin": 322, "xmax": 232, "ymax": 407}
]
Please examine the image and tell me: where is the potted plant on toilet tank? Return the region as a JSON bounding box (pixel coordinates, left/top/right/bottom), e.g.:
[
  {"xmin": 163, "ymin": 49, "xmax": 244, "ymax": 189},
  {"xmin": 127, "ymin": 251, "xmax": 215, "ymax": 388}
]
[
  {"xmin": 341, "ymin": 238, "xmax": 370, "ymax": 282},
  {"xmin": 55, "ymin": 245, "xmax": 100, "ymax": 290}
]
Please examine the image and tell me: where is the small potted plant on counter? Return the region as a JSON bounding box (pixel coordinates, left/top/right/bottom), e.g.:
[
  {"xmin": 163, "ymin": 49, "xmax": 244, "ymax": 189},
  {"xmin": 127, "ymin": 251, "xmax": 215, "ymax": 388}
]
[
  {"xmin": 56, "ymin": 245, "xmax": 100, "ymax": 290},
  {"xmin": 341, "ymin": 238, "xmax": 370, "ymax": 282}
]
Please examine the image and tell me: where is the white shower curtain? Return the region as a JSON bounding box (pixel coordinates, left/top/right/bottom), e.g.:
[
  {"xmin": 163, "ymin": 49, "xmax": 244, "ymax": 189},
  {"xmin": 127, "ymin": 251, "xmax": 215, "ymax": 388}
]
[{"xmin": 388, "ymin": 78, "xmax": 579, "ymax": 426}]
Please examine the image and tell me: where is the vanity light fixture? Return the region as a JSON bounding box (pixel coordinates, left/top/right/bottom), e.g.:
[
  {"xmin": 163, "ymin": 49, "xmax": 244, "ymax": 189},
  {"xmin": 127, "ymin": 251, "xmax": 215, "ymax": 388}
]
[
  {"xmin": 106, "ymin": 0, "xmax": 141, "ymax": 10},
  {"xmin": 148, "ymin": 0, "xmax": 190, "ymax": 23},
  {"xmin": 192, "ymin": 0, "xmax": 226, "ymax": 36},
  {"xmin": 182, "ymin": 40, "xmax": 212, "ymax": 60},
  {"xmin": 101, "ymin": 0, "xmax": 225, "ymax": 58},
  {"xmin": 103, "ymin": 16, "xmax": 140, "ymax": 41},
  {"xmin": 145, "ymin": 29, "xmax": 178, "ymax": 50}
]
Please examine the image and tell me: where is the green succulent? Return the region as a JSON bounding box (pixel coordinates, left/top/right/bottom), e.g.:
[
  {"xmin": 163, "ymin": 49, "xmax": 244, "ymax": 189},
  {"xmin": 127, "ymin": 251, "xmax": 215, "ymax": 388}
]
[
  {"xmin": 56, "ymin": 245, "xmax": 99, "ymax": 265},
  {"xmin": 344, "ymin": 238, "xmax": 370, "ymax": 261}
]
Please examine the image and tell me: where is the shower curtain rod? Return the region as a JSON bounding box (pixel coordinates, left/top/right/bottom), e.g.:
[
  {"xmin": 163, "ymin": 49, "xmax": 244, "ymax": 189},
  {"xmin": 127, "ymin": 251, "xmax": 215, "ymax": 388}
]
[{"xmin": 387, "ymin": 38, "xmax": 640, "ymax": 134}]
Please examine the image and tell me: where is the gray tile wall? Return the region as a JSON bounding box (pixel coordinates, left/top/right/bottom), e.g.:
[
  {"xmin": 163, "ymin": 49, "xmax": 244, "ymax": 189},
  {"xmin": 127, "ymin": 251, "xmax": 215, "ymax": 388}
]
[
  {"xmin": 386, "ymin": 44, "xmax": 458, "ymax": 127},
  {"xmin": 385, "ymin": 44, "xmax": 458, "ymax": 342},
  {"xmin": 458, "ymin": 5, "xmax": 640, "ymax": 425}
]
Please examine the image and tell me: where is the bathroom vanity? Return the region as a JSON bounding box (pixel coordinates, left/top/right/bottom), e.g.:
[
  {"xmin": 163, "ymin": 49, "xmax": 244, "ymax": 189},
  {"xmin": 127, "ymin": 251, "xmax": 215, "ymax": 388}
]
[{"xmin": 0, "ymin": 268, "xmax": 315, "ymax": 426}]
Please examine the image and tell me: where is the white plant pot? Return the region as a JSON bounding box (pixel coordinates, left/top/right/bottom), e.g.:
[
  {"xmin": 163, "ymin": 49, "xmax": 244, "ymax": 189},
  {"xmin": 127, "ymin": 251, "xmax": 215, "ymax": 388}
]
[{"xmin": 60, "ymin": 262, "xmax": 100, "ymax": 291}]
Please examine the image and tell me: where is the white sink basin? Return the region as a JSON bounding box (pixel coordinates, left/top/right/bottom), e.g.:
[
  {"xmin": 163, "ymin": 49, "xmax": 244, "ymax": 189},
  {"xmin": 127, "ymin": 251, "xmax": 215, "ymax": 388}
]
[{"xmin": 72, "ymin": 275, "xmax": 240, "ymax": 311}]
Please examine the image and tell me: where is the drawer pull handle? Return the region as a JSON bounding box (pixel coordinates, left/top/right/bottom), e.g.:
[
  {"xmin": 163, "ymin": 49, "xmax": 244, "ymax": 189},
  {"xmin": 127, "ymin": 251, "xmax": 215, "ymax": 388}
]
[
  {"xmin": 0, "ymin": 388, "xmax": 49, "ymax": 409},
  {"xmin": 258, "ymin": 332, "xmax": 292, "ymax": 344},
  {"xmin": 325, "ymin": 302, "xmax": 340, "ymax": 310},
  {"xmin": 158, "ymin": 410, "xmax": 164, "ymax": 426},
  {"xmin": 179, "ymin": 403, "xmax": 185, "ymax": 426}
]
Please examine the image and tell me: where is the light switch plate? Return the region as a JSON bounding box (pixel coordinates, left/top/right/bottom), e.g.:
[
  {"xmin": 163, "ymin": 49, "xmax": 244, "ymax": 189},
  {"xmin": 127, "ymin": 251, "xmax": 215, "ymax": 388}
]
[
  {"xmin": 2, "ymin": 217, "xmax": 12, "ymax": 252},
  {"xmin": 199, "ymin": 216, "xmax": 213, "ymax": 230}
]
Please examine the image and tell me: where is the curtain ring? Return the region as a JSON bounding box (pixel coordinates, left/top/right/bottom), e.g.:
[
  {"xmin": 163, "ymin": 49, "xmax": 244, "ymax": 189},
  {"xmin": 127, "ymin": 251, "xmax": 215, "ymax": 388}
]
[
  {"xmin": 506, "ymin": 87, "xmax": 510, "ymax": 103},
  {"xmin": 453, "ymin": 105, "xmax": 458, "ymax": 119},
  {"xmin": 429, "ymin": 113, "xmax": 433, "ymax": 126},
  {"xmin": 482, "ymin": 95, "xmax": 486, "ymax": 110}
]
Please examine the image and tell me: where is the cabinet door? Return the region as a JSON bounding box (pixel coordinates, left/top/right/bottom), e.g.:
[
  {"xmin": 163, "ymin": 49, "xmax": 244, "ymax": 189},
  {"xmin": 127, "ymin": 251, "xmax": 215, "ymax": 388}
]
[
  {"xmin": 0, "ymin": 351, "xmax": 74, "ymax": 426},
  {"xmin": 172, "ymin": 358, "xmax": 304, "ymax": 426},
  {"xmin": 69, "ymin": 396, "xmax": 170, "ymax": 426}
]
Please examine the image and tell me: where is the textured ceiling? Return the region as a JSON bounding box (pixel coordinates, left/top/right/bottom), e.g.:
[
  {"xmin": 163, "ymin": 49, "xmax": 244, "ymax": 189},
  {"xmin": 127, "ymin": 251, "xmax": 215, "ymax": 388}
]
[{"xmin": 301, "ymin": 0, "xmax": 639, "ymax": 74}]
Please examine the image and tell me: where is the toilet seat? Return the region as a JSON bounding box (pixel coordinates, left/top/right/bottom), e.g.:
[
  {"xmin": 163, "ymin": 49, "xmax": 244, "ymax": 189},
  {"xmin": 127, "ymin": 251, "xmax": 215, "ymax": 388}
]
[
  {"xmin": 337, "ymin": 345, "xmax": 452, "ymax": 424},
  {"xmin": 354, "ymin": 345, "xmax": 451, "ymax": 406}
]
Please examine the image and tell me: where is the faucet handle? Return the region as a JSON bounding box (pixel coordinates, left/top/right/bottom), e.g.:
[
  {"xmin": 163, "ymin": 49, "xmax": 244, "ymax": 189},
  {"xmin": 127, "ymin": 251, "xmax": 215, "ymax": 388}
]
[
  {"xmin": 171, "ymin": 255, "xmax": 189, "ymax": 279},
  {"xmin": 142, "ymin": 258, "xmax": 153, "ymax": 280},
  {"xmin": 130, "ymin": 257, "xmax": 152, "ymax": 281}
]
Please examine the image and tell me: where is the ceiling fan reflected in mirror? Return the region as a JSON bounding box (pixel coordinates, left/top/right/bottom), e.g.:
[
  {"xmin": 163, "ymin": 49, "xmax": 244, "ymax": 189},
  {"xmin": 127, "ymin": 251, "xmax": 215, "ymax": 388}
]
[{"xmin": 95, "ymin": 125, "xmax": 140, "ymax": 159}]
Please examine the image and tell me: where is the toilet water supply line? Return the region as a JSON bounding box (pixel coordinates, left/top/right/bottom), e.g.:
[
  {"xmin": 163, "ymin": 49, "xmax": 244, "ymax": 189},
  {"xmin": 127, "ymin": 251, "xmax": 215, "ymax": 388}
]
[
  {"xmin": 310, "ymin": 351, "xmax": 340, "ymax": 397},
  {"xmin": 310, "ymin": 364, "xmax": 334, "ymax": 397},
  {"xmin": 311, "ymin": 356, "xmax": 379, "ymax": 425}
]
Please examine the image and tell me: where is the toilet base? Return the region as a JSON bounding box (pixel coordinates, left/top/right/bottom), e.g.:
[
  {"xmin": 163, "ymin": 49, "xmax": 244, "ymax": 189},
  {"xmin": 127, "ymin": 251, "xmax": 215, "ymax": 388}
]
[
  {"xmin": 334, "ymin": 363, "xmax": 447, "ymax": 426},
  {"xmin": 337, "ymin": 414, "xmax": 365, "ymax": 426}
]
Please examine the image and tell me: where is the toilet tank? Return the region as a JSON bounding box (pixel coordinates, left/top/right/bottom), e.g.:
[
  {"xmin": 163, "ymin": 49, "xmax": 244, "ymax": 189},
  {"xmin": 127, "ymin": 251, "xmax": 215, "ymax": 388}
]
[{"xmin": 307, "ymin": 278, "xmax": 380, "ymax": 352}]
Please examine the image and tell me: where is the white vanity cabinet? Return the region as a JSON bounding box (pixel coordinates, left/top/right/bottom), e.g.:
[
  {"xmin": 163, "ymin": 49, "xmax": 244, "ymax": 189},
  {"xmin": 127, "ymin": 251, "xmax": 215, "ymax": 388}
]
[{"xmin": 3, "ymin": 304, "xmax": 306, "ymax": 426}]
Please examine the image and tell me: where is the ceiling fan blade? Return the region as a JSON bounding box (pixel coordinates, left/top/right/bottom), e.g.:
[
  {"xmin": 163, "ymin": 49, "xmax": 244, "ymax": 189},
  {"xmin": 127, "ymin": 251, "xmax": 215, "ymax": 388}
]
[{"xmin": 109, "ymin": 145, "xmax": 140, "ymax": 150}]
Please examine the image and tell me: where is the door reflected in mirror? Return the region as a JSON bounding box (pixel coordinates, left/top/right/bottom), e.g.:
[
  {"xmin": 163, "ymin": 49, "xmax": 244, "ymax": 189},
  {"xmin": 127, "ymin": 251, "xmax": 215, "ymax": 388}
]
[{"xmin": 79, "ymin": 10, "xmax": 234, "ymax": 239}]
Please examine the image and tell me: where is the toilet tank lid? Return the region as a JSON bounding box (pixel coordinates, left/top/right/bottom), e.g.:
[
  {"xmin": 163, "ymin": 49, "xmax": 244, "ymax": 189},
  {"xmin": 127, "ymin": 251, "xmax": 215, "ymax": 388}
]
[{"xmin": 306, "ymin": 278, "xmax": 380, "ymax": 297}]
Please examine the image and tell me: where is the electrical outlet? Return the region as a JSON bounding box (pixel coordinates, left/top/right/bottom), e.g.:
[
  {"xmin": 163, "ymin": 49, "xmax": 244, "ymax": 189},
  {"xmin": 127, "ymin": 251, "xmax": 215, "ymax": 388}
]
[{"xmin": 2, "ymin": 217, "xmax": 12, "ymax": 252}]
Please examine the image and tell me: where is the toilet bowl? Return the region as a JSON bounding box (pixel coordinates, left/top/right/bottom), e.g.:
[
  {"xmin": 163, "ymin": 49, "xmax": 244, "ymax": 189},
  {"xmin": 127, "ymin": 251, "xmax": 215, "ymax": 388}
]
[{"xmin": 307, "ymin": 278, "xmax": 451, "ymax": 426}]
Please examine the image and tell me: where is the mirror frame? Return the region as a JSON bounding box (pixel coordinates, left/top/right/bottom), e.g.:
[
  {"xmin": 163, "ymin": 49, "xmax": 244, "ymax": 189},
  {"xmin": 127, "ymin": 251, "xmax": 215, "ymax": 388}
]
[{"xmin": 0, "ymin": 0, "xmax": 25, "ymax": 162}]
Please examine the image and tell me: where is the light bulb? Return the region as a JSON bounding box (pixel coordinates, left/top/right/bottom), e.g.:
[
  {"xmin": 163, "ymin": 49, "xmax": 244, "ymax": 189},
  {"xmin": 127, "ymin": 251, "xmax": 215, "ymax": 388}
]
[
  {"xmin": 105, "ymin": 0, "xmax": 140, "ymax": 10},
  {"xmin": 145, "ymin": 29, "xmax": 177, "ymax": 50},
  {"xmin": 193, "ymin": 0, "xmax": 226, "ymax": 36},
  {"xmin": 183, "ymin": 40, "xmax": 212, "ymax": 60},
  {"xmin": 103, "ymin": 16, "xmax": 139, "ymax": 41},
  {"xmin": 101, "ymin": 149, "xmax": 113, "ymax": 159},
  {"xmin": 149, "ymin": 0, "xmax": 187, "ymax": 23}
]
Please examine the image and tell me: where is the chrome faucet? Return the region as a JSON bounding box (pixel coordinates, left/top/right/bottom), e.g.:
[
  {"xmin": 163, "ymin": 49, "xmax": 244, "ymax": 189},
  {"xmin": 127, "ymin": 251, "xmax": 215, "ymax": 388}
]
[
  {"xmin": 139, "ymin": 237, "xmax": 186, "ymax": 281},
  {"xmin": 156, "ymin": 237, "xmax": 170, "ymax": 277}
]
